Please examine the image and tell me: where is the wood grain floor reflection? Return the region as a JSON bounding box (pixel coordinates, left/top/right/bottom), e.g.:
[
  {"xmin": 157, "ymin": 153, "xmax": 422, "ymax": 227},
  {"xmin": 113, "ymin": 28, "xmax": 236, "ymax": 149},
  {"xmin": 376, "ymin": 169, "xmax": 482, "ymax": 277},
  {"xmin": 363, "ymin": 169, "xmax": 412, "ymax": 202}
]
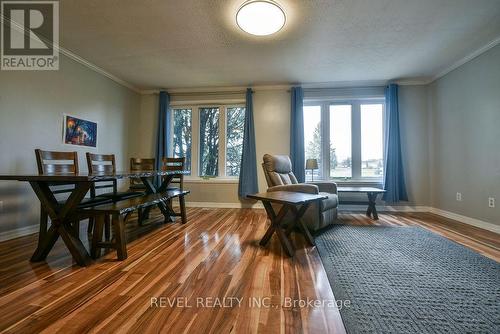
[{"xmin": 0, "ymin": 208, "xmax": 498, "ymax": 333}]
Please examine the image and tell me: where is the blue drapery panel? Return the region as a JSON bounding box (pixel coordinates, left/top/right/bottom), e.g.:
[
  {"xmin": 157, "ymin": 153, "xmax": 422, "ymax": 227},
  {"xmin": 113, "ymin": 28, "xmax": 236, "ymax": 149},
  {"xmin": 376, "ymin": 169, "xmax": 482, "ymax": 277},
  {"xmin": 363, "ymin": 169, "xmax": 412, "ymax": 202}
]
[
  {"xmin": 238, "ymin": 88, "xmax": 258, "ymax": 198},
  {"xmin": 290, "ymin": 86, "xmax": 305, "ymax": 183},
  {"xmin": 383, "ymin": 84, "xmax": 408, "ymax": 202},
  {"xmin": 155, "ymin": 91, "xmax": 171, "ymax": 186}
]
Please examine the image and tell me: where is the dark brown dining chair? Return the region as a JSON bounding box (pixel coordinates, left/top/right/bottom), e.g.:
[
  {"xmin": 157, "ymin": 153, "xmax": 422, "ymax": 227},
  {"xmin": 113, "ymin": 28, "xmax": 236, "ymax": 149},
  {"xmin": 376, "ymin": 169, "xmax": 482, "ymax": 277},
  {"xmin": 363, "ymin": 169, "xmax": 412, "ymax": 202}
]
[
  {"xmin": 129, "ymin": 158, "xmax": 155, "ymax": 190},
  {"xmin": 36, "ymin": 149, "xmax": 79, "ymax": 175},
  {"xmin": 129, "ymin": 158, "xmax": 155, "ymax": 222},
  {"xmin": 161, "ymin": 157, "xmax": 187, "ymax": 223},
  {"xmin": 87, "ymin": 153, "xmax": 145, "ymax": 199},
  {"xmin": 35, "ymin": 149, "xmax": 104, "ymax": 241},
  {"xmin": 161, "ymin": 157, "xmax": 185, "ymax": 190},
  {"xmin": 85, "ymin": 153, "xmax": 143, "ymax": 236}
]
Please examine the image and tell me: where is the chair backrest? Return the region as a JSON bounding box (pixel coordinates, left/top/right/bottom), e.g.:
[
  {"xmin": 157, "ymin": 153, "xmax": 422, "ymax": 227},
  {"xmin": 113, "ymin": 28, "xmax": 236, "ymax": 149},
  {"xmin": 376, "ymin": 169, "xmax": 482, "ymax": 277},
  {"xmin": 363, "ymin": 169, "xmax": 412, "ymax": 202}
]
[
  {"xmin": 35, "ymin": 149, "xmax": 79, "ymax": 195},
  {"xmin": 161, "ymin": 157, "xmax": 185, "ymax": 189},
  {"xmin": 129, "ymin": 158, "xmax": 155, "ymax": 188},
  {"xmin": 35, "ymin": 149, "xmax": 79, "ymax": 174},
  {"xmin": 261, "ymin": 154, "xmax": 298, "ymax": 187},
  {"xmin": 86, "ymin": 153, "xmax": 117, "ymax": 197}
]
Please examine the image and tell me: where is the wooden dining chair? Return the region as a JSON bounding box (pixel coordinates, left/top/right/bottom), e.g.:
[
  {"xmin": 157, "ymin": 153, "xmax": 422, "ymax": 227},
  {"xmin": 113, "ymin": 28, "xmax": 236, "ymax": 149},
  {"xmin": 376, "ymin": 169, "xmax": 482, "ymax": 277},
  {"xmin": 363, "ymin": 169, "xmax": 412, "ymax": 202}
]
[
  {"xmin": 161, "ymin": 157, "xmax": 185, "ymax": 190},
  {"xmin": 86, "ymin": 153, "xmax": 145, "ymax": 234},
  {"xmin": 35, "ymin": 149, "xmax": 85, "ymax": 241},
  {"xmin": 129, "ymin": 158, "xmax": 155, "ymax": 222},
  {"xmin": 87, "ymin": 153, "xmax": 144, "ymax": 199},
  {"xmin": 129, "ymin": 158, "xmax": 155, "ymax": 191},
  {"xmin": 161, "ymin": 157, "xmax": 187, "ymax": 223}
]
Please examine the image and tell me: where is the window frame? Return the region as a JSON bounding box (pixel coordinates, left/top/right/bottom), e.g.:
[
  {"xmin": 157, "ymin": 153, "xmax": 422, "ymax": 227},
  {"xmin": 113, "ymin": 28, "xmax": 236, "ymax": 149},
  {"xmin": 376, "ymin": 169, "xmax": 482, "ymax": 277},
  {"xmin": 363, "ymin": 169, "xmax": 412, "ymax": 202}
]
[
  {"xmin": 304, "ymin": 98, "xmax": 385, "ymax": 183},
  {"xmin": 169, "ymin": 103, "xmax": 245, "ymax": 180}
]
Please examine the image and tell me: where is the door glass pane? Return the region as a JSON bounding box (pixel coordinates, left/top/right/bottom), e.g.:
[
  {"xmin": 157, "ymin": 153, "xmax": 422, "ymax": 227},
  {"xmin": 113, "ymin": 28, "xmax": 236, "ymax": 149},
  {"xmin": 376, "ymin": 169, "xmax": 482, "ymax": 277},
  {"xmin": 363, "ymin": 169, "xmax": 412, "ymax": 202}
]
[
  {"xmin": 226, "ymin": 107, "xmax": 246, "ymax": 176},
  {"xmin": 329, "ymin": 105, "xmax": 352, "ymax": 178},
  {"xmin": 304, "ymin": 106, "xmax": 322, "ymax": 181},
  {"xmin": 172, "ymin": 108, "xmax": 192, "ymax": 173},
  {"xmin": 199, "ymin": 107, "xmax": 219, "ymax": 176},
  {"xmin": 361, "ymin": 104, "xmax": 384, "ymax": 178}
]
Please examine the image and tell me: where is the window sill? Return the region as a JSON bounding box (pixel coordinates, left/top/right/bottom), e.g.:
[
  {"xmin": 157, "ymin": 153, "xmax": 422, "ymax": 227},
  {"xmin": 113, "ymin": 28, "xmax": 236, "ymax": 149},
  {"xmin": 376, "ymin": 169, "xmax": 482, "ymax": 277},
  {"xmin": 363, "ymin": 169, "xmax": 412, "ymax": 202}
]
[
  {"xmin": 308, "ymin": 179, "xmax": 383, "ymax": 186},
  {"xmin": 184, "ymin": 177, "xmax": 239, "ymax": 184}
]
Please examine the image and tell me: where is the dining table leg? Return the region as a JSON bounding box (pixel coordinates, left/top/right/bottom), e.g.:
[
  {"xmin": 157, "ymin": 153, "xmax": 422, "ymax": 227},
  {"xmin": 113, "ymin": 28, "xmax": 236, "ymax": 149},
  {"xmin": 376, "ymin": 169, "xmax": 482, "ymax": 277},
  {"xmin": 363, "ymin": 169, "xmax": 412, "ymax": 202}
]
[
  {"xmin": 29, "ymin": 181, "xmax": 93, "ymax": 266},
  {"xmin": 140, "ymin": 176, "xmax": 176, "ymax": 223}
]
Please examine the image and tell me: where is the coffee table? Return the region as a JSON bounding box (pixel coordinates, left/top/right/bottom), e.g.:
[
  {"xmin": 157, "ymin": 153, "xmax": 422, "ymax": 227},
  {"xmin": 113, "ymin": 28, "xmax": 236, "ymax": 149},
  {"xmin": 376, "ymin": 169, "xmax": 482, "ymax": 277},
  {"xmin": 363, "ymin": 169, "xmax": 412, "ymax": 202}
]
[{"xmin": 247, "ymin": 191, "xmax": 327, "ymax": 257}]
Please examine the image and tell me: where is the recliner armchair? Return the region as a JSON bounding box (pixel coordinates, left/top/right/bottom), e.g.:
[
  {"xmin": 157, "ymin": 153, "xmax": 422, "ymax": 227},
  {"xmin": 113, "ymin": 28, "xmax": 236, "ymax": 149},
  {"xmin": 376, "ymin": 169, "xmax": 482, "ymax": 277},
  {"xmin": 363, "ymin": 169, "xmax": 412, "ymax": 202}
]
[{"xmin": 262, "ymin": 154, "xmax": 338, "ymax": 232}]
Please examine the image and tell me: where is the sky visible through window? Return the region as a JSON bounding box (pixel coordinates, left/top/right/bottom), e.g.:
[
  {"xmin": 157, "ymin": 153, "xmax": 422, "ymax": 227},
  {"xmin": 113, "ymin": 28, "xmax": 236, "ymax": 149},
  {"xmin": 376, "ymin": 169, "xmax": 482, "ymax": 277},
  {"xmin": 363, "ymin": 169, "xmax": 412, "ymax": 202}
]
[{"xmin": 304, "ymin": 103, "xmax": 384, "ymax": 179}]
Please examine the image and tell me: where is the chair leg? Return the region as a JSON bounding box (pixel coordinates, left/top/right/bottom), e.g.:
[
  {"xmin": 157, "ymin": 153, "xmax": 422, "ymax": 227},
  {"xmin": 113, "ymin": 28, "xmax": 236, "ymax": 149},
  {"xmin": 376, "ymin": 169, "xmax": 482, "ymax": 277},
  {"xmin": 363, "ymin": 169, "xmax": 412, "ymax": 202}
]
[
  {"xmin": 91, "ymin": 215, "xmax": 104, "ymax": 259},
  {"xmin": 137, "ymin": 208, "xmax": 143, "ymax": 225},
  {"xmin": 104, "ymin": 214, "xmax": 111, "ymax": 241},
  {"xmin": 179, "ymin": 195, "xmax": 187, "ymax": 224},
  {"xmin": 112, "ymin": 213, "xmax": 127, "ymax": 260},
  {"xmin": 87, "ymin": 217, "xmax": 94, "ymax": 235}
]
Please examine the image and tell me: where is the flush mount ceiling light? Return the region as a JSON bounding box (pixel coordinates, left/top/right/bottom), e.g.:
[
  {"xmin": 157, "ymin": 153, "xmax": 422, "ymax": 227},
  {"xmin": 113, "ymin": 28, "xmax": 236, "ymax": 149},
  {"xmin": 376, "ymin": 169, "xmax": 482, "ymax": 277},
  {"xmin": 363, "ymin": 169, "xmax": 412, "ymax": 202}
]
[{"xmin": 236, "ymin": 1, "xmax": 286, "ymax": 36}]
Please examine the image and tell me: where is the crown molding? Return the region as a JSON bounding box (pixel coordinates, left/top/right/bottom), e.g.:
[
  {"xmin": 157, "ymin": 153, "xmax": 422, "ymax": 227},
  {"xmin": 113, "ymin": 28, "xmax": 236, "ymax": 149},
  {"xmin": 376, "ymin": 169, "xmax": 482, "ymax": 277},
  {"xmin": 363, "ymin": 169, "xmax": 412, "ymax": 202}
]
[
  {"xmin": 58, "ymin": 47, "xmax": 142, "ymax": 94},
  {"xmin": 1, "ymin": 12, "xmax": 142, "ymax": 94},
  {"xmin": 5, "ymin": 10, "xmax": 497, "ymax": 95},
  {"xmin": 429, "ymin": 35, "xmax": 500, "ymax": 84},
  {"xmin": 140, "ymin": 84, "xmax": 292, "ymax": 95}
]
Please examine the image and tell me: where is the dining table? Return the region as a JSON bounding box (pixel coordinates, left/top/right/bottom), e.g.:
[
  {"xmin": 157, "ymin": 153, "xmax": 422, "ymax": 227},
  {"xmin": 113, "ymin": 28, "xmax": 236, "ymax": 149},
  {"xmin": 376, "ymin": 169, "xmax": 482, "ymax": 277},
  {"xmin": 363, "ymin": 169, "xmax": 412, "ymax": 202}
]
[{"xmin": 0, "ymin": 170, "xmax": 189, "ymax": 266}]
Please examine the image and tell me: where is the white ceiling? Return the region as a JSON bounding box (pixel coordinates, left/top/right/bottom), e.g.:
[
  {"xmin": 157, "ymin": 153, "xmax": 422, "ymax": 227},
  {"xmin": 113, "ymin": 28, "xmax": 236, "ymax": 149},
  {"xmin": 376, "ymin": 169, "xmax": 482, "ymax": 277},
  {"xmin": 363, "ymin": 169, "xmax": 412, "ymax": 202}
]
[{"xmin": 59, "ymin": 0, "xmax": 500, "ymax": 90}]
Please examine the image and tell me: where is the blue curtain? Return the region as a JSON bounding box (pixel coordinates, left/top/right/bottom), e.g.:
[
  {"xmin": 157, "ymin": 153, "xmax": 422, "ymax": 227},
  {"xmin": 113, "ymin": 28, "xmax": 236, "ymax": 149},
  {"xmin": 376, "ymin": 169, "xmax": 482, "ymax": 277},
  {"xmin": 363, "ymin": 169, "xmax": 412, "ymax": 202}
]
[
  {"xmin": 155, "ymin": 91, "xmax": 171, "ymax": 186},
  {"xmin": 238, "ymin": 88, "xmax": 258, "ymax": 198},
  {"xmin": 383, "ymin": 84, "xmax": 408, "ymax": 202},
  {"xmin": 290, "ymin": 86, "xmax": 305, "ymax": 183}
]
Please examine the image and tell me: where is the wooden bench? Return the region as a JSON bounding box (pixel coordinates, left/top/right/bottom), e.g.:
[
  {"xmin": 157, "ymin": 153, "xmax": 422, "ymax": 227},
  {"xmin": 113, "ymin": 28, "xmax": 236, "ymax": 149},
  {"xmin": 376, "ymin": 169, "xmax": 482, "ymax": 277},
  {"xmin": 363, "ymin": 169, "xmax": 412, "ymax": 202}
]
[{"xmin": 81, "ymin": 189, "xmax": 189, "ymax": 260}]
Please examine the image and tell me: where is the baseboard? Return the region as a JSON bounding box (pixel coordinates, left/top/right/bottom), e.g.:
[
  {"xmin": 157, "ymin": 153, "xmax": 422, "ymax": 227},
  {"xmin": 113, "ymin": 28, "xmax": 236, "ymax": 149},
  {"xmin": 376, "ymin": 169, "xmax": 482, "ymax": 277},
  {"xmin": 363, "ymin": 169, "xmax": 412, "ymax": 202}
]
[
  {"xmin": 0, "ymin": 204, "xmax": 497, "ymax": 242},
  {"xmin": 428, "ymin": 208, "xmax": 500, "ymax": 235},
  {"xmin": 339, "ymin": 204, "xmax": 430, "ymax": 212},
  {"xmin": 0, "ymin": 225, "xmax": 38, "ymax": 242},
  {"xmin": 186, "ymin": 201, "xmax": 264, "ymax": 209}
]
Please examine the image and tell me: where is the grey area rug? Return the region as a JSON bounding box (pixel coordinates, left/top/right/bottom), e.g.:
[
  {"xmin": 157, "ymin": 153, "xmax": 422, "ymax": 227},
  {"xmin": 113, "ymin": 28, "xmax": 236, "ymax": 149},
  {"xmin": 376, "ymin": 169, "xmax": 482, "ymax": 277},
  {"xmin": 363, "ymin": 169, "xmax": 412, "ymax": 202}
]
[{"xmin": 316, "ymin": 225, "xmax": 500, "ymax": 334}]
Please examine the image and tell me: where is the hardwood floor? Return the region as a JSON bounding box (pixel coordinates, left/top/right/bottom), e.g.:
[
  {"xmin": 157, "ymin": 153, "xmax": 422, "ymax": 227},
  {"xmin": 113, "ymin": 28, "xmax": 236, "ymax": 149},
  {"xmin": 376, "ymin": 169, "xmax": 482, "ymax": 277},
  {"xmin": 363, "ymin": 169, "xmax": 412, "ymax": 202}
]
[{"xmin": 0, "ymin": 209, "xmax": 498, "ymax": 333}]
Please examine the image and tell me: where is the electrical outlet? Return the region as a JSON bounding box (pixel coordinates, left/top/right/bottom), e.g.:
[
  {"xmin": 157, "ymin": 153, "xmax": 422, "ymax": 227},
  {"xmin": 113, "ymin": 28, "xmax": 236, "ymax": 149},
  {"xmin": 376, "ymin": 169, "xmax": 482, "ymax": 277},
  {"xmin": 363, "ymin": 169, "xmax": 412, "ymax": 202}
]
[
  {"xmin": 488, "ymin": 197, "xmax": 495, "ymax": 208},
  {"xmin": 456, "ymin": 192, "xmax": 462, "ymax": 201}
]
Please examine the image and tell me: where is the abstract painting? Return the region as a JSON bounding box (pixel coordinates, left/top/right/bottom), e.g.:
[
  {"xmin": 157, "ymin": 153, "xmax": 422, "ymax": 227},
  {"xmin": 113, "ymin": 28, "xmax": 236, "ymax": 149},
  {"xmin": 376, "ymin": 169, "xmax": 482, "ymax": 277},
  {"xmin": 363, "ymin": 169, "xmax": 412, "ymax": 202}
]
[{"xmin": 63, "ymin": 115, "xmax": 97, "ymax": 148}]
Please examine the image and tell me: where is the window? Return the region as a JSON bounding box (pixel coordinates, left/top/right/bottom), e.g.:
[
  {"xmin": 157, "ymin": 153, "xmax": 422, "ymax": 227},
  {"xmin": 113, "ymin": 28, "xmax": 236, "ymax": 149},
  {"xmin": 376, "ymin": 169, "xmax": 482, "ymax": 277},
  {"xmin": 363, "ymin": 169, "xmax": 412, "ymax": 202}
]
[
  {"xmin": 303, "ymin": 99, "xmax": 384, "ymax": 181},
  {"xmin": 304, "ymin": 106, "xmax": 322, "ymax": 180},
  {"xmin": 330, "ymin": 105, "xmax": 352, "ymax": 178},
  {"xmin": 172, "ymin": 108, "xmax": 192, "ymax": 173},
  {"xmin": 361, "ymin": 104, "xmax": 384, "ymax": 178},
  {"xmin": 226, "ymin": 107, "xmax": 245, "ymax": 177},
  {"xmin": 199, "ymin": 107, "xmax": 220, "ymax": 176},
  {"xmin": 171, "ymin": 105, "xmax": 246, "ymax": 178}
]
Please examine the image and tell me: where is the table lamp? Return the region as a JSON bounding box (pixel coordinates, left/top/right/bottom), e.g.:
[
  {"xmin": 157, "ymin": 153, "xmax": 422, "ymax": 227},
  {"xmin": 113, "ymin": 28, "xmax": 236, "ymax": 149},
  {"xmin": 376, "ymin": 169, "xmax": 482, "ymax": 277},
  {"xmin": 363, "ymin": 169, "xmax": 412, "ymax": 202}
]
[{"xmin": 305, "ymin": 159, "xmax": 318, "ymax": 181}]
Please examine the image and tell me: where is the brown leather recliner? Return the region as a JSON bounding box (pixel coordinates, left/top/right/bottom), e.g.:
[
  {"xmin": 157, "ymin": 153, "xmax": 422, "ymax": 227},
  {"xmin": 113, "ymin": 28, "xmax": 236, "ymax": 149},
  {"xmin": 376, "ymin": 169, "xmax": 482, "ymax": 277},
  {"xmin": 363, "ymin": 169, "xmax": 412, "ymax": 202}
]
[{"xmin": 262, "ymin": 154, "xmax": 338, "ymax": 232}]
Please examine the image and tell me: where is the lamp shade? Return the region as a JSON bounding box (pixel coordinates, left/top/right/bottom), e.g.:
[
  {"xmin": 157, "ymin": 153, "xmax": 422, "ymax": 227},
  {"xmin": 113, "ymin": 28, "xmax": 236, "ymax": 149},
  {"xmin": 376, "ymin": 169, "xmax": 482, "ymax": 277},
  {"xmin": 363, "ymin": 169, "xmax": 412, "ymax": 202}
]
[{"xmin": 305, "ymin": 159, "xmax": 318, "ymax": 169}]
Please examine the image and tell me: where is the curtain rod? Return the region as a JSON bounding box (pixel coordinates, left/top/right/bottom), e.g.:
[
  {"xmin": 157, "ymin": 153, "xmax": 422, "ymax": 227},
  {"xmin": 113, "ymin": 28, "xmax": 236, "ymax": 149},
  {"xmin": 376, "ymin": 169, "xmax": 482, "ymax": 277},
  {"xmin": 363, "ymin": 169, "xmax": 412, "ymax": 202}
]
[
  {"xmin": 169, "ymin": 90, "xmax": 252, "ymax": 97},
  {"xmin": 151, "ymin": 89, "xmax": 254, "ymax": 96}
]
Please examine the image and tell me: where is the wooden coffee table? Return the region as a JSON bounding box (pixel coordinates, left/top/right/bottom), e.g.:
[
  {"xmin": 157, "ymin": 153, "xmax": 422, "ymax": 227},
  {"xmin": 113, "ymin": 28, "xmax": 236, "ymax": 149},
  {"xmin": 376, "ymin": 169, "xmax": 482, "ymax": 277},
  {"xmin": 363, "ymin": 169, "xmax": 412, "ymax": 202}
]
[
  {"xmin": 337, "ymin": 186, "xmax": 386, "ymax": 220},
  {"xmin": 248, "ymin": 191, "xmax": 327, "ymax": 257}
]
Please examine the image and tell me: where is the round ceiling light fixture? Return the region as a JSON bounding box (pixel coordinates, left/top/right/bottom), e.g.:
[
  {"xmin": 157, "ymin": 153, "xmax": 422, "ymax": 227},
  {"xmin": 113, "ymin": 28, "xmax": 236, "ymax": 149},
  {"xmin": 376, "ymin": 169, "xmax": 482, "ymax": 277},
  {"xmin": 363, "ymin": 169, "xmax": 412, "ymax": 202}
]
[{"xmin": 236, "ymin": 1, "xmax": 286, "ymax": 36}]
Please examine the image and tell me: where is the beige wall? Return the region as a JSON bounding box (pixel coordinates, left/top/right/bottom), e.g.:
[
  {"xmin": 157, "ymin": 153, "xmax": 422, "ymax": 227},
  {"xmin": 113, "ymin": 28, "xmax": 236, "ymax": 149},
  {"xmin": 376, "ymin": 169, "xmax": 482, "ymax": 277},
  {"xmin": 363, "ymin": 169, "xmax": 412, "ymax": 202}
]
[
  {"xmin": 133, "ymin": 87, "xmax": 432, "ymax": 206},
  {"xmin": 132, "ymin": 89, "xmax": 291, "ymax": 205},
  {"xmin": 429, "ymin": 44, "xmax": 500, "ymax": 225},
  {"xmin": 3, "ymin": 45, "xmax": 496, "ymax": 236},
  {"xmin": 398, "ymin": 85, "xmax": 431, "ymax": 206},
  {"xmin": 0, "ymin": 55, "xmax": 140, "ymax": 234}
]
